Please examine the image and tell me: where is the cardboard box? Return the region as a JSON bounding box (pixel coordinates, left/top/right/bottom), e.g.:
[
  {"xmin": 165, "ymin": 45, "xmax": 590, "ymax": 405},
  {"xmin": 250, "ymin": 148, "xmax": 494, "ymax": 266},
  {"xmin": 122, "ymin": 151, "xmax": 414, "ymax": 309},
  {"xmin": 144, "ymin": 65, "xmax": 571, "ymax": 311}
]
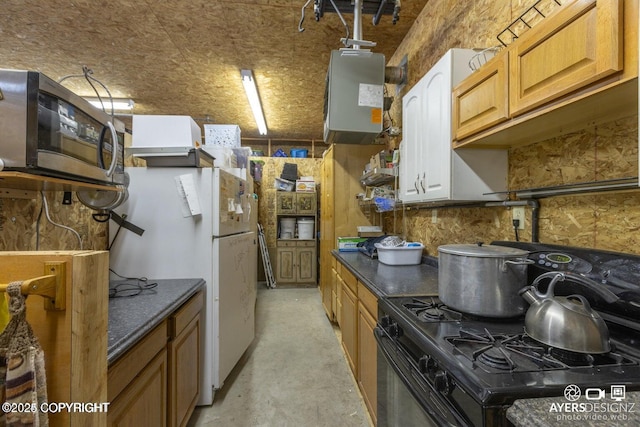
[
  {"xmin": 370, "ymin": 150, "xmax": 394, "ymax": 170},
  {"xmin": 296, "ymin": 180, "xmax": 316, "ymax": 192},
  {"xmin": 132, "ymin": 115, "xmax": 201, "ymax": 148},
  {"xmin": 337, "ymin": 237, "xmax": 367, "ymax": 252},
  {"xmin": 204, "ymin": 124, "xmax": 241, "ymax": 148}
]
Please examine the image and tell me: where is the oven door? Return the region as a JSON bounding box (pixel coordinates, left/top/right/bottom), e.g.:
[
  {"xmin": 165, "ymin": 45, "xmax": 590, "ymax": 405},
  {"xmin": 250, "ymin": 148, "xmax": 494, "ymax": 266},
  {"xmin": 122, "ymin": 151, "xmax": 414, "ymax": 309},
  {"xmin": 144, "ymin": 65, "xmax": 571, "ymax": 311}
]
[{"xmin": 375, "ymin": 327, "xmax": 468, "ymax": 427}]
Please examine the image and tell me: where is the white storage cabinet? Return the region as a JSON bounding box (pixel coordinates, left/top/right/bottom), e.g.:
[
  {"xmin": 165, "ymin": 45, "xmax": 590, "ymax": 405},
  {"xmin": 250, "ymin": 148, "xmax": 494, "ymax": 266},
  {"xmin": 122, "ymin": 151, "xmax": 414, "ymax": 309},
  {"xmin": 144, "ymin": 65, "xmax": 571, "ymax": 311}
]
[{"xmin": 400, "ymin": 49, "xmax": 508, "ymax": 203}]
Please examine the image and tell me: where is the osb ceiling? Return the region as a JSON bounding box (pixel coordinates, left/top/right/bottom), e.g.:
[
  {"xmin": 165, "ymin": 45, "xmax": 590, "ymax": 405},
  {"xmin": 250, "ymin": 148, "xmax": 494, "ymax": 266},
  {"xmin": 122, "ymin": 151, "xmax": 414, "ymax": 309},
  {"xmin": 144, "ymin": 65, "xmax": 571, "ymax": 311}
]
[{"xmin": 1, "ymin": 0, "xmax": 426, "ymax": 141}]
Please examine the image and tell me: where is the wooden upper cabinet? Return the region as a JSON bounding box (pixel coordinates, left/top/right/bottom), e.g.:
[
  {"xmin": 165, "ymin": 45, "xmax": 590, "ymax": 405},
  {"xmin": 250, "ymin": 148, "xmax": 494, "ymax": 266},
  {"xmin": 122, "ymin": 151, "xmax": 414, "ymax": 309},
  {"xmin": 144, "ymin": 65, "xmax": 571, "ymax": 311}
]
[
  {"xmin": 296, "ymin": 193, "xmax": 317, "ymax": 215},
  {"xmin": 509, "ymin": 0, "xmax": 623, "ymax": 116},
  {"xmin": 276, "ymin": 192, "xmax": 296, "ymax": 214},
  {"xmin": 453, "ymin": 51, "xmax": 509, "ymax": 141}
]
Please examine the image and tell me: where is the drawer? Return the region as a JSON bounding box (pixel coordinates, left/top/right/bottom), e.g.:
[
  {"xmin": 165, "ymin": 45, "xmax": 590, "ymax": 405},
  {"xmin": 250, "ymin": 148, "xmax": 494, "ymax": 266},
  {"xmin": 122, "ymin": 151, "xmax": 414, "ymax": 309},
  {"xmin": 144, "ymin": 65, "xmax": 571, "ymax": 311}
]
[
  {"xmin": 297, "ymin": 240, "xmax": 316, "ymax": 247},
  {"xmin": 108, "ymin": 319, "xmax": 168, "ymax": 401},
  {"xmin": 277, "ymin": 240, "xmax": 298, "ymax": 248},
  {"xmin": 170, "ymin": 290, "xmax": 204, "ymax": 339},
  {"xmin": 341, "ymin": 266, "xmax": 357, "ymax": 294},
  {"xmin": 357, "ymin": 281, "xmax": 378, "ymax": 321}
]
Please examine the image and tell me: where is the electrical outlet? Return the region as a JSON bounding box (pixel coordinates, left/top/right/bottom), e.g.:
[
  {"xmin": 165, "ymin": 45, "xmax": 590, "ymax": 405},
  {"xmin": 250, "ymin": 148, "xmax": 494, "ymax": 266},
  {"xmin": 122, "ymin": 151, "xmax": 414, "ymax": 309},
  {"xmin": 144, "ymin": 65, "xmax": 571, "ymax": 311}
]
[
  {"xmin": 431, "ymin": 209, "xmax": 438, "ymax": 224},
  {"xmin": 512, "ymin": 207, "xmax": 525, "ymax": 230}
]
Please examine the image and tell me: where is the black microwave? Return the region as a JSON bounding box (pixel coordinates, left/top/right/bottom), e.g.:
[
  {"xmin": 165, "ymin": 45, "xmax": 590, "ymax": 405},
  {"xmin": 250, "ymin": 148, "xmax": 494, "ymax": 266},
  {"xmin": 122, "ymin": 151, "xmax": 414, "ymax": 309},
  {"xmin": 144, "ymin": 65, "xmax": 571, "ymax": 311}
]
[{"xmin": 0, "ymin": 69, "xmax": 126, "ymax": 185}]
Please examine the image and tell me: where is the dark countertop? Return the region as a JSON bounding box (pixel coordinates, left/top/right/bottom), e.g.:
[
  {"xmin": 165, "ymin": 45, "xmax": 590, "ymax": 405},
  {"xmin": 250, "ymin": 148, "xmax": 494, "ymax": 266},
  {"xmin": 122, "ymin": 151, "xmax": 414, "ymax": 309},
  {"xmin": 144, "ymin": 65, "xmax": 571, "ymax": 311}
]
[
  {"xmin": 108, "ymin": 278, "xmax": 205, "ymax": 365},
  {"xmin": 334, "ymin": 250, "xmax": 640, "ymax": 426},
  {"xmin": 332, "ymin": 250, "xmax": 439, "ymax": 297},
  {"xmin": 507, "ymin": 392, "xmax": 640, "ymax": 426}
]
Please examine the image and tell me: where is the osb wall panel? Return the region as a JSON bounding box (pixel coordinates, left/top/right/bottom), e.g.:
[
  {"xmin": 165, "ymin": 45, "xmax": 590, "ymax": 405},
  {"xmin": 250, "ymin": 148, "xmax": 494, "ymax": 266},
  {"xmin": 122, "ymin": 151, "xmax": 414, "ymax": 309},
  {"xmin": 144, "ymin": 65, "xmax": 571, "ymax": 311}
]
[
  {"xmin": 382, "ymin": 0, "xmax": 640, "ymax": 256},
  {"xmin": 253, "ymin": 157, "xmax": 323, "ymax": 249},
  {"xmin": 0, "ymin": 194, "xmax": 108, "ymax": 251}
]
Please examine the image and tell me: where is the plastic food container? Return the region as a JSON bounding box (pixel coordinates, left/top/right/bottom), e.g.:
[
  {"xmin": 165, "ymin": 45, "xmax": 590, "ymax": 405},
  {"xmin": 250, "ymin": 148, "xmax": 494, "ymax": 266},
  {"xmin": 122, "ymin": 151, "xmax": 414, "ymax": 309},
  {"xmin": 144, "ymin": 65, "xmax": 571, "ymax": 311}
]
[{"xmin": 375, "ymin": 243, "xmax": 424, "ymax": 266}]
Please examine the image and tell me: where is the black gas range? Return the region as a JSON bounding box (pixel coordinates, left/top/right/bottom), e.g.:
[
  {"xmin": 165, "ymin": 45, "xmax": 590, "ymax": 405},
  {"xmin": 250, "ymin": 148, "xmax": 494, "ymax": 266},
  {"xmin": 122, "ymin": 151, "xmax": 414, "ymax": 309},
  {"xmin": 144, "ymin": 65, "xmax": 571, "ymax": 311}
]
[{"xmin": 375, "ymin": 242, "xmax": 640, "ymax": 427}]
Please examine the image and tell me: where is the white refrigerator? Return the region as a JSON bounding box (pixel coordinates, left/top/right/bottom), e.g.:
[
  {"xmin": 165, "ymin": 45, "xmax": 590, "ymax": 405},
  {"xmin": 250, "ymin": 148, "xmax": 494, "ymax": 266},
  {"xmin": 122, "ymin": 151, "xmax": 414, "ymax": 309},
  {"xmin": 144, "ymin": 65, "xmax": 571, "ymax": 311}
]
[{"xmin": 109, "ymin": 166, "xmax": 257, "ymax": 405}]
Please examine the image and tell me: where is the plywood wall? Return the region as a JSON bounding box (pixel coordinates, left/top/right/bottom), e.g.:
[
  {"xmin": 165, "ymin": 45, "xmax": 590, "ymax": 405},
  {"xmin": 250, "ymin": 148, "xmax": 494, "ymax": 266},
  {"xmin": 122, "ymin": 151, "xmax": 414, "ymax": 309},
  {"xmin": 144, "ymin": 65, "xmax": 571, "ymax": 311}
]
[
  {"xmin": 382, "ymin": 0, "xmax": 640, "ymax": 256},
  {"xmin": 253, "ymin": 156, "xmax": 323, "ymax": 249},
  {"xmin": 0, "ymin": 194, "xmax": 108, "ymax": 251}
]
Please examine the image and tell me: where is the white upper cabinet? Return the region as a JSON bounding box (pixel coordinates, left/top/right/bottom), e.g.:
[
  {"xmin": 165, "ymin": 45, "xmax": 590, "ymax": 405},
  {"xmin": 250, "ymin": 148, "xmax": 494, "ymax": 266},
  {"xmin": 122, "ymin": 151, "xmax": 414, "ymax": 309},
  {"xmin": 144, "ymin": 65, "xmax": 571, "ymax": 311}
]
[{"xmin": 399, "ymin": 49, "xmax": 508, "ymax": 204}]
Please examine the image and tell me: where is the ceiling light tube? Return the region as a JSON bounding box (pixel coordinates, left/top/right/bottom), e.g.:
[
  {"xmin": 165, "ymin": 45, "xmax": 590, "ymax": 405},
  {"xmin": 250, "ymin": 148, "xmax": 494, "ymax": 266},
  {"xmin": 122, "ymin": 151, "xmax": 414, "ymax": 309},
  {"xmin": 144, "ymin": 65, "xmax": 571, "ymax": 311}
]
[
  {"xmin": 240, "ymin": 69, "xmax": 268, "ymax": 135},
  {"xmin": 85, "ymin": 97, "xmax": 135, "ymax": 111}
]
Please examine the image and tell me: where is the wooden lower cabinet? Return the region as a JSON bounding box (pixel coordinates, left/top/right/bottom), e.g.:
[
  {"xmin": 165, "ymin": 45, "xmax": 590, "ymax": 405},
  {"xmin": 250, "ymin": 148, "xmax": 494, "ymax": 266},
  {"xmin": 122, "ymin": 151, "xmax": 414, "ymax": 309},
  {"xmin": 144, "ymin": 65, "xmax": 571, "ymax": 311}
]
[
  {"xmin": 108, "ymin": 291, "xmax": 203, "ymax": 427},
  {"xmin": 276, "ymin": 240, "xmax": 317, "ymax": 284},
  {"xmin": 340, "ymin": 282, "xmax": 358, "ymax": 375},
  {"xmin": 335, "ymin": 270, "xmax": 343, "ymax": 327},
  {"xmin": 108, "ymin": 321, "xmax": 169, "ymax": 427},
  {"xmin": 336, "ymin": 262, "xmax": 379, "ymax": 424},
  {"xmin": 168, "ymin": 291, "xmax": 203, "ymax": 427},
  {"xmin": 357, "ymin": 282, "xmax": 378, "ymax": 424},
  {"xmin": 108, "ymin": 349, "xmax": 168, "ymax": 427}
]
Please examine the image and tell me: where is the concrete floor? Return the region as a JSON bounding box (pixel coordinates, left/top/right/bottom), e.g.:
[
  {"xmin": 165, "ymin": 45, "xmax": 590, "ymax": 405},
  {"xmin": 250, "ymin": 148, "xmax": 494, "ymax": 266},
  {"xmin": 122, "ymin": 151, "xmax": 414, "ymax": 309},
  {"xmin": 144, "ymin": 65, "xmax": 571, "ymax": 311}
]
[{"xmin": 188, "ymin": 286, "xmax": 373, "ymax": 427}]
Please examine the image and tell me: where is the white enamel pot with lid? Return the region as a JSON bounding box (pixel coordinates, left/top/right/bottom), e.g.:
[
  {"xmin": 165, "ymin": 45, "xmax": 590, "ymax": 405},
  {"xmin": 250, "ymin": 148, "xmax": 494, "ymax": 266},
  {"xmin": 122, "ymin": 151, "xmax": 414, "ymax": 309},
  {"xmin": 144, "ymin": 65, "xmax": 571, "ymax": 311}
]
[
  {"xmin": 519, "ymin": 271, "xmax": 619, "ymax": 354},
  {"xmin": 437, "ymin": 243, "xmax": 534, "ymax": 318}
]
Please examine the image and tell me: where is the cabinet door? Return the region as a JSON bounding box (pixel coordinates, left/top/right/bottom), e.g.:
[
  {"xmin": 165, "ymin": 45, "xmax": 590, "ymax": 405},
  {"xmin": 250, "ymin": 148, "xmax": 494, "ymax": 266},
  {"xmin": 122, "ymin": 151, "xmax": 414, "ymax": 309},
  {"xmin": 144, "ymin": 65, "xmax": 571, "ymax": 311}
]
[
  {"xmin": 341, "ymin": 284, "xmax": 358, "ymax": 375},
  {"xmin": 276, "ymin": 244, "xmax": 296, "ymax": 283},
  {"xmin": 336, "ymin": 273, "xmax": 343, "ymax": 327},
  {"xmin": 297, "ymin": 244, "xmax": 317, "ymax": 284},
  {"xmin": 399, "ymin": 80, "xmax": 425, "ymax": 203},
  {"xmin": 108, "ymin": 349, "xmax": 168, "ymax": 427},
  {"xmin": 510, "ymin": 0, "xmax": 622, "ymax": 116},
  {"xmin": 276, "ymin": 192, "xmax": 296, "ymax": 214},
  {"xmin": 168, "ymin": 293, "xmax": 202, "ymax": 427},
  {"xmin": 453, "ymin": 51, "xmax": 509, "ymax": 141},
  {"xmin": 422, "ymin": 54, "xmax": 453, "ymax": 201},
  {"xmin": 296, "ymin": 193, "xmax": 317, "ymax": 215},
  {"xmin": 358, "ymin": 303, "xmax": 377, "ymax": 424},
  {"xmin": 329, "ymin": 266, "xmax": 338, "ymax": 321}
]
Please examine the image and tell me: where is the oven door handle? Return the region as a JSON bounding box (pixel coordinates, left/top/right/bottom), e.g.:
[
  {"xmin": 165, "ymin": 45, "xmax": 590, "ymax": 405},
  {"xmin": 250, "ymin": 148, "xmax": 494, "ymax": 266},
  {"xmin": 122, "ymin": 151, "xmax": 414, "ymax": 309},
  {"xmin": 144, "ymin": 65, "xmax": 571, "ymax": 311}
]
[{"xmin": 375, "ymin": 327, "xmax": 469, "ymax": 427}]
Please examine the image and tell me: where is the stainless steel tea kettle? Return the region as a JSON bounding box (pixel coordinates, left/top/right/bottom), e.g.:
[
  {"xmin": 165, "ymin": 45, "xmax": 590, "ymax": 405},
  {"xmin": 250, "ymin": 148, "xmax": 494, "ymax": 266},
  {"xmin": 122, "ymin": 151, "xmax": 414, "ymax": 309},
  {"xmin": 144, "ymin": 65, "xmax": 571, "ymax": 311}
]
[{"xmin": 519, "ymin": 271, "xmax": 619, "ymax": 354}]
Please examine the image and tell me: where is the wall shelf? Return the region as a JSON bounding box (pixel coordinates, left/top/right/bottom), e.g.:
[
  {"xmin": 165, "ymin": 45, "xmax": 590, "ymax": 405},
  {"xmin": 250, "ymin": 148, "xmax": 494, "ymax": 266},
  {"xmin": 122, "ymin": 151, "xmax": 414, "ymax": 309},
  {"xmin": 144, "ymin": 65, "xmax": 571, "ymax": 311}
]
[
  {"xmin": 360, "ymin": 167, "xmax": 397, "ymax": 186},
  {"xmin": 0, "ymin": 171, "xmax": 123, "ymax": 198}
]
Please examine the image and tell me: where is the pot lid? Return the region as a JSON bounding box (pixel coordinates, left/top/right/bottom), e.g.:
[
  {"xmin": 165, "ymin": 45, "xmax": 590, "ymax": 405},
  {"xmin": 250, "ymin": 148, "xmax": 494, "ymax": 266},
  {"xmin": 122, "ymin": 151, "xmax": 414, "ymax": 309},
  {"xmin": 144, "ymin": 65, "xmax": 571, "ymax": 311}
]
[{"xmin": 437, "ymin": 243, "xmax": 529, "ymax": 257}]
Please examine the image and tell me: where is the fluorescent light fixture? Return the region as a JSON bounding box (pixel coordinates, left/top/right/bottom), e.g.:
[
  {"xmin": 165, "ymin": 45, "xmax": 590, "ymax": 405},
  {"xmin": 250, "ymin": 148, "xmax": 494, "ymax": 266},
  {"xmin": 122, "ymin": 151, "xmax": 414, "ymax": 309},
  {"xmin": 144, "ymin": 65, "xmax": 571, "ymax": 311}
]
[
  {"xmin": 85, "ymin": 97, "xmax": 135, "ymax": 111},
  {"xmin": 240, "ymin": 69, "xmax": 268, "ymax": 135}
]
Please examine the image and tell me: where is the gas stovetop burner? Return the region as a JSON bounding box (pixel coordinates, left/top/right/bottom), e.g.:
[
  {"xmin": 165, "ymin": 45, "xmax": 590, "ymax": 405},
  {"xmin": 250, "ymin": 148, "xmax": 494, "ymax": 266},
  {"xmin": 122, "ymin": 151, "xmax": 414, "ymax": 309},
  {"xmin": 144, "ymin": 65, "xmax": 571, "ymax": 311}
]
[
  {"xmin": 448, "ymin": 329, "xmax": 565, "ymax": 372},
  {"xmin": 403, "ymin": 297, "xmax": 462, "ymax": 322},
  {"xmin": 446, "ymin": 329, "xmax": 635, "ymax": 373},
  {"xmin": 548, "ymin": 346, "xmax": 628, "ymax": 367}
]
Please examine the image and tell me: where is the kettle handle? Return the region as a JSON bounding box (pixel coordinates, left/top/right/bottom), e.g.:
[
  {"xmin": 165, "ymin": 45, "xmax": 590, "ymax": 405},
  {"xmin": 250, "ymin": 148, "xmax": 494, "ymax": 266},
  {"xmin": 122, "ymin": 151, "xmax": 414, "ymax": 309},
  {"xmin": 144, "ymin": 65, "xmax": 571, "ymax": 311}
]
[
  {"xmin": 525, "ymin": 271, "xmax": 565, "ymax": 298},
  {"xmin": 530, "ymin": 271, "xmax": 619, "ymax": 303}
]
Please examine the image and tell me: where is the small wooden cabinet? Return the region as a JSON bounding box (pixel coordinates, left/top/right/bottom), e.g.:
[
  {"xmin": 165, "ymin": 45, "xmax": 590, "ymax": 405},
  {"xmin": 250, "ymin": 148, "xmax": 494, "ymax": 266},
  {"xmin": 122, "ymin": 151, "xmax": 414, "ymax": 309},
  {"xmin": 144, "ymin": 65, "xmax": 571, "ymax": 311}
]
[
  {"xmin": 276, "ymin": 192, "xmax": 318, "ymax": 285},
  {"xmin": 276, "ymin": 240, "xmax": 317, "ymax": 284}
]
